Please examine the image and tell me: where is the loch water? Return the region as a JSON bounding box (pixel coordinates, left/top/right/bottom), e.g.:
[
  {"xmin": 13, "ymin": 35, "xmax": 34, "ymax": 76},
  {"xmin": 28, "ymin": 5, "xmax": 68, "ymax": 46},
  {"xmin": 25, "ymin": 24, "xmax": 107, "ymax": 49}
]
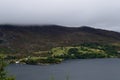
[{"xmin": 7, "ymin": 58, "xmax": 120, "ymax": 80}]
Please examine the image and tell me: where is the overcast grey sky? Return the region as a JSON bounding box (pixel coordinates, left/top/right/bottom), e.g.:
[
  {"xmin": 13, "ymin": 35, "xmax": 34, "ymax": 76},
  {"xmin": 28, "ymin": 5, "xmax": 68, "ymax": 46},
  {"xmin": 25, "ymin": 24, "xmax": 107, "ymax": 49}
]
[{"xmin": 0, "ymin": 0, "xmax": 120, "ymax": 31}]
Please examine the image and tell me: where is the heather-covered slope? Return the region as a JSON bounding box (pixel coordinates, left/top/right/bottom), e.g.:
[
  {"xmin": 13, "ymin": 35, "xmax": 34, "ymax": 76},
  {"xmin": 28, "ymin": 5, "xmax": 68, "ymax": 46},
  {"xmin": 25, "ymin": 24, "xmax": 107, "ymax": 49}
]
[{"xmin": 0, "ymin": 25, "xmax": 120, "ymax": 54}]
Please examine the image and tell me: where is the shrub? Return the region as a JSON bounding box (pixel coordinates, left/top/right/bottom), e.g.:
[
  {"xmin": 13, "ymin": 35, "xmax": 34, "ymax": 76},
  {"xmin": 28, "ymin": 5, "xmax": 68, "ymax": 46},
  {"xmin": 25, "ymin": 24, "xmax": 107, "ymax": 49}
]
[{"xmin": 0, "ymin": 54, "xmax": 15, "ymax": 80}]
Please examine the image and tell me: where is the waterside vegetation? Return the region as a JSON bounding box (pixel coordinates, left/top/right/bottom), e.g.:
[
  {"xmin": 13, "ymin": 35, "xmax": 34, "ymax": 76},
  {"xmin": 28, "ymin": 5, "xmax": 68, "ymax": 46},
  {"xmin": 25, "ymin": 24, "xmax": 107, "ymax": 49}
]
[
  {"xmin": 0, "ymin": 54, "xmax": 15, "ymax": 80},
  {"xmin": 2, "ymin": 43, "xmax": 120, "ymax": 65}
]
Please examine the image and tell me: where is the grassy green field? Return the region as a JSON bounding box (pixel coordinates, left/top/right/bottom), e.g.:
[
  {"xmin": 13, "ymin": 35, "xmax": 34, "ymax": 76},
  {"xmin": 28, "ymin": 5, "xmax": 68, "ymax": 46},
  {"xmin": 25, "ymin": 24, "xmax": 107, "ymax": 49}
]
[{"xmin": 1, "ymin": 43, "xmax": 120, "ymax": 64}]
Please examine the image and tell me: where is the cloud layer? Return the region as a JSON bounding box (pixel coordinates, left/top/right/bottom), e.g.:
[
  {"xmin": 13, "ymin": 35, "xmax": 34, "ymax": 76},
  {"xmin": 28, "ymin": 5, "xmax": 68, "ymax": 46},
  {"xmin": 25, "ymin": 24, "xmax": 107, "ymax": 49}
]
[{"xmin": 0, "ymin": 0, "xmax": 120, "ymax": 31}]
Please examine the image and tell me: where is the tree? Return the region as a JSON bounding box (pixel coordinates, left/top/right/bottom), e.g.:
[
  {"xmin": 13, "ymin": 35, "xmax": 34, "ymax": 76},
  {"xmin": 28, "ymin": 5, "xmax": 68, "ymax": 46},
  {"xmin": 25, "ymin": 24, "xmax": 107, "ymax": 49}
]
[
  {"xmin": 0, "ymin": 54, "xmax": 15, "ymax": 80},
  {"xmin": 68, "ymin": 48, "xmax": 79, "ymax": 58},
  {"xmin": 68, "ymin": 48, "xmax": 79, "ymax": 55}
]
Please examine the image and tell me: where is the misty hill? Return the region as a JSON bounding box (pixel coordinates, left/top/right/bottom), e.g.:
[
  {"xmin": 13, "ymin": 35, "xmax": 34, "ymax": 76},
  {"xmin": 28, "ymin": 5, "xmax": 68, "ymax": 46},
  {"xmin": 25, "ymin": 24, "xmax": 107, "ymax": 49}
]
[{"xmin": 0, "ymin": 24, "xmax": 120, "ymax": 54}]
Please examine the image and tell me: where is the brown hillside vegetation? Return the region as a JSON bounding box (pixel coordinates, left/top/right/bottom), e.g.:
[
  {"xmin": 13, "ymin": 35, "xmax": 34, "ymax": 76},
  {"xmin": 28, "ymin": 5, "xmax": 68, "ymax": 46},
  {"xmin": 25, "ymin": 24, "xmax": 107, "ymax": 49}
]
[{"xmin": 0, "ymin": 24, "xmax": 120, "ymax": 54}]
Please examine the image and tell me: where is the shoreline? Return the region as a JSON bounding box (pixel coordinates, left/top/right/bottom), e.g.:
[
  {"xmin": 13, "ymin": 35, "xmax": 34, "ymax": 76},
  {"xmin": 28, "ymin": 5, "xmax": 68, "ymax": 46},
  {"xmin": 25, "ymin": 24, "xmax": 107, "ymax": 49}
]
[{"xmin": 9, "ymin": 57, "xmax": 119, "ymax": 65}]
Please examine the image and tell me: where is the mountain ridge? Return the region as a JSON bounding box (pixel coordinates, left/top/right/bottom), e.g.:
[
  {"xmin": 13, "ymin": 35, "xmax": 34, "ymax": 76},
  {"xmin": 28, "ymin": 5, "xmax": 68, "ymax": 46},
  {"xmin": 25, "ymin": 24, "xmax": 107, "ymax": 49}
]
[{"xmin": 0, "ymin": 24, "xmax": 120, "ymax": 54}]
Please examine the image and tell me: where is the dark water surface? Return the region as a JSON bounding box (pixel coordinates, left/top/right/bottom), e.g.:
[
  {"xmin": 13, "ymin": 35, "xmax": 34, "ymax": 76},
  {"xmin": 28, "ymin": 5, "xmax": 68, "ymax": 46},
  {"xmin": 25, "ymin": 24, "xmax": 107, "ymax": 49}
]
[{"xmin": 7, "ymin": 58, "xmax": 120, "ymax": 80}]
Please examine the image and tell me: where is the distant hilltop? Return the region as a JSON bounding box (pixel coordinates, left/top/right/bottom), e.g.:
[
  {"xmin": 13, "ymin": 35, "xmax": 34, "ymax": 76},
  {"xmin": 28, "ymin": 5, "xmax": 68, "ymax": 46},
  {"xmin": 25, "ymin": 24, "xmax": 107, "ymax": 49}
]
[{"xmin": 0, "ymin": 24, "xmax": 120, "ymax": 54}]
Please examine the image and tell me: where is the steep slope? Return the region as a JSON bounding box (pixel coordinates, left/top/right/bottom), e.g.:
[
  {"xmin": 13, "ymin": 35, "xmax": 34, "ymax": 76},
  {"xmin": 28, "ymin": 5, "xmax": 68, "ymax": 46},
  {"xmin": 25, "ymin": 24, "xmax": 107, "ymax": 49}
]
[{"xmin": 0, "ymin": 25, "xmax": 120, "ymax": 54}]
